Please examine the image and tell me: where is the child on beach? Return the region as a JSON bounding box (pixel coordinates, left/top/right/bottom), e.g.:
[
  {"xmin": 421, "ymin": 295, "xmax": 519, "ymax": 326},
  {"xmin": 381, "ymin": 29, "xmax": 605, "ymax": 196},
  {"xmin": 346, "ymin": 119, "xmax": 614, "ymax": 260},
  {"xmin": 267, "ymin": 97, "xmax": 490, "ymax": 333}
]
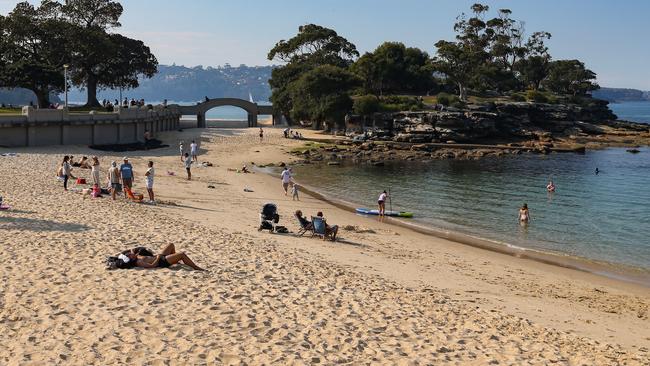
[
  {"xmin": 184, "ymin": 153, "xmax": 193, "ymax": 180},
  {"xmin": 145, "ymin": 161, "xmax": 155, "ymax": 203},
  {"xmin": 179, "ymin": 141, "xmax": 184, "ymax": 161},
  {"xmin": 291, "ymin": 183, "xmax": 300, "ymax": 201}
]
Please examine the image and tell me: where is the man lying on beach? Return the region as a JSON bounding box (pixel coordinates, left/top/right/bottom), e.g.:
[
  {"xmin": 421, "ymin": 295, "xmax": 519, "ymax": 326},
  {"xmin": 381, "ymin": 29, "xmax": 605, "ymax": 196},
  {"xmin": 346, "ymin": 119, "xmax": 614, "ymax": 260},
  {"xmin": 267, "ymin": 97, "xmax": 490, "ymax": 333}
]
[{"xmin": 112, "ymin": 244, "xmax": 204, "ymax": 270}]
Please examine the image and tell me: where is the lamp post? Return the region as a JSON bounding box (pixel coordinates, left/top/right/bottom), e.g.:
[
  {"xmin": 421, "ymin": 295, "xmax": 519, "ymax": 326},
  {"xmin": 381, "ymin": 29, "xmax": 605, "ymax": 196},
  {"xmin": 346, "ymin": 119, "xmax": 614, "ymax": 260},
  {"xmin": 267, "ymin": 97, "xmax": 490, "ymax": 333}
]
[{"xmin": 63, "ymin": 64, "xmax": 69, "ymax": 109}]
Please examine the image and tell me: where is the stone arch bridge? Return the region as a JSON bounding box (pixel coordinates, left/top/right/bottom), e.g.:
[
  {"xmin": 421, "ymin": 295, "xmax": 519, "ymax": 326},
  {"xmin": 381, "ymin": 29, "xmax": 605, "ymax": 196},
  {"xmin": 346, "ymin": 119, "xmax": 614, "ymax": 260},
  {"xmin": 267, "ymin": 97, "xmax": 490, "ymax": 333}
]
[{"xmin": 174, "ymin": 98, "xmax": 279, "ymax": 128}]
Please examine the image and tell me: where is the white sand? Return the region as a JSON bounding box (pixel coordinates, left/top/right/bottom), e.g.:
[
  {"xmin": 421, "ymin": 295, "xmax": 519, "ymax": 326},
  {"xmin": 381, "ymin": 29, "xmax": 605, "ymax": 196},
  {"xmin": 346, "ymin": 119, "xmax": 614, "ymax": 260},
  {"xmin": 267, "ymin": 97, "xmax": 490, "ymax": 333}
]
[{"xmin": 0, "ymin": 127, "xmax": 648, "ymax": 365}]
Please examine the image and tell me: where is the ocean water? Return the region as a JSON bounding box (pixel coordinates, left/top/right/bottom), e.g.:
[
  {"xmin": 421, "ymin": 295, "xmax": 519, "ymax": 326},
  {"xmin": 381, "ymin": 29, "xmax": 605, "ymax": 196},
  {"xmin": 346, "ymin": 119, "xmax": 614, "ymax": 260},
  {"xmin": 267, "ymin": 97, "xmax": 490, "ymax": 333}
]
[
  {"xmin": 609, "ymin": 101, "xmax": 650, "ymax": 123},
  {"xmin": 293, "ymin": 148, "xmax": 650, "ymax": 271}
]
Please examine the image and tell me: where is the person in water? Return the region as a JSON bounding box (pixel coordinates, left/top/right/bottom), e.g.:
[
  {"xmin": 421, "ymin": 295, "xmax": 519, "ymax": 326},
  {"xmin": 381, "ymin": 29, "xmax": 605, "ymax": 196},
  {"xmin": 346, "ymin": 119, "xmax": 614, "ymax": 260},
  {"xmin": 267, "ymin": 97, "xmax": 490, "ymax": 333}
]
[
  {"xmin": 518, "ymin": 203, "xmax": 531, "ymax": 223},
  {"xmin": 378, "ymin": 190, "xmax": 388, "ymax": 216},
  {"xmin": 546, "ymin": 180, "xmax": 556, "ymax": 192},
  {"xmin": 595, "ymin": 168, "xmax": 600, "ymax": 175},
  {"xmin": 120, "ymin": 244, "xmax": 204, "ymax": 270}
]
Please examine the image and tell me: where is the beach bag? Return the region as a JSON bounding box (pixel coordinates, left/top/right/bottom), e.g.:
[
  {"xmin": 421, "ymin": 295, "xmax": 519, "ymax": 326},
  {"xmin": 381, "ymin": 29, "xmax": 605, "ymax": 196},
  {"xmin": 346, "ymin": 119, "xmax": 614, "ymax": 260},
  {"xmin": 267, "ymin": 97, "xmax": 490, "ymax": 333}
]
[
  {"xmin": 259, "ymin": 221, "xmax": 274, "ymax": 231},
  {"xmin": 76, "ymin": 178, "xmax": 86, "ymax": 185},
  {"xmin": 275, "ymin": 225, "xmax": 289, "ymax": 233},
  {"xmin": 105, "ymin": 256, "xmax": 121, "ymax": 270}
]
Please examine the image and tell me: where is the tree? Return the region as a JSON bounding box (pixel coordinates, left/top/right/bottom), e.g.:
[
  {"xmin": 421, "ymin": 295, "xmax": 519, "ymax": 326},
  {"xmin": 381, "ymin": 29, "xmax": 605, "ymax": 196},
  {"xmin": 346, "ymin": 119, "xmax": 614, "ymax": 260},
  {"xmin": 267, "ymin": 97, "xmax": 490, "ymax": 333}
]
[
  {"xmin": 62, "ymin": 0, "xmax": 157, "ymax": 106},
  {"xmin": 268, "ymin": 24, "xmax": 358, "ymax": 123},
  {"xmin": 515, "ymin": 55, "xmax": 550, "ymax": 90},
  {"xmin": 353, "ymin": 95, "xmax": 380, "ymax": 116},
  {"xmin": 543, "ymin": 60, "xmax": 599, "ymax": 96},
  {"xmin": 351, "ymin": 42, "xmax": 435, "ymax": 96},
  {"xmin": 288, "ymin": 65, "xmax": 360, "ymax": 130},
  {"xmin": 432, "ymin": 40, "xmax": 479, "ymax": 101},
  {"xmin": 0, "ymin": 1, "xmax": 68, "ymax": 107}
]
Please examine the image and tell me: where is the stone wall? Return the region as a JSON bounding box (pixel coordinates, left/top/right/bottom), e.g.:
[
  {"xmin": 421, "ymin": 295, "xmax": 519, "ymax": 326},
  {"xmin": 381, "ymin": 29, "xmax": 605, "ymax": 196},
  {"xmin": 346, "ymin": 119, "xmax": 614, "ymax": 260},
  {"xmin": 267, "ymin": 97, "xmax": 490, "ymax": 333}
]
[{"xmin": 0, "ymin": 106, "xmax": 180, "ymax": 147}]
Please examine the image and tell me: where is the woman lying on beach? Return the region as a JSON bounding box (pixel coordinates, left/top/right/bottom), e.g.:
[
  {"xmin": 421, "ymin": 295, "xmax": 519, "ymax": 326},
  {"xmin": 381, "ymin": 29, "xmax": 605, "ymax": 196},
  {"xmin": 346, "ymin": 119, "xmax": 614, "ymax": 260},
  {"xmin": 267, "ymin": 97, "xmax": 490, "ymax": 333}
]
[{"xmin": 114, "ymin": 244, "xmax": 205, "ymax": 270}]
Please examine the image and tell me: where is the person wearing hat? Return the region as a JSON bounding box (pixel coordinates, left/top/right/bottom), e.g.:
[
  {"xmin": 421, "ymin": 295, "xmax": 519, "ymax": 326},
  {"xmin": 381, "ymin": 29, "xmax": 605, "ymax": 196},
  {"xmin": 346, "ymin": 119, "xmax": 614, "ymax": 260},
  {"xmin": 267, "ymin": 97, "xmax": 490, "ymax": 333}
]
[{"xmin": 119, "ymin": 157, "xmax": 134, "ymax": 199}]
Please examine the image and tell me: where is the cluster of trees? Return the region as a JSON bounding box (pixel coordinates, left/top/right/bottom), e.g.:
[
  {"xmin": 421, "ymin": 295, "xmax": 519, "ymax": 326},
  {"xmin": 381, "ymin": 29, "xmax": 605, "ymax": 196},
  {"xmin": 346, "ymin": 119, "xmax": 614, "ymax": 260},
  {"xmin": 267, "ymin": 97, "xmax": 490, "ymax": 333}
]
[
  {"xmin": 269, "ymin": 4, "xmax": 600, "ymax": 129},
  {"xmin": 0, "ymin": 0, "xmax": 157, "ymax": 107}
]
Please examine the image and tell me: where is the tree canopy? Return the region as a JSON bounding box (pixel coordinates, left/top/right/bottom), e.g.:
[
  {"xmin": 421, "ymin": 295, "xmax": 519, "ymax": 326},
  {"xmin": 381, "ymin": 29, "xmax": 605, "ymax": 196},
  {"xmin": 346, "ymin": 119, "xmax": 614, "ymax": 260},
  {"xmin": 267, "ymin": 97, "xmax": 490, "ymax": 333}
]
[{"xmin": 0, "ymin": 0, "xmax": 157, "ymax": 107}]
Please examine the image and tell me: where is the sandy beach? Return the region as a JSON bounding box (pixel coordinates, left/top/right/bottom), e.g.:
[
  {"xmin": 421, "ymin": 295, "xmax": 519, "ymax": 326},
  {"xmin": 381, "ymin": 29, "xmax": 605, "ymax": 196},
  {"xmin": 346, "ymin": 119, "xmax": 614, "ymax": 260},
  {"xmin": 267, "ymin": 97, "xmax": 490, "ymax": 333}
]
[{"xmin": 0, "ymin": 125, "xmax": 648, "ymax": 365}]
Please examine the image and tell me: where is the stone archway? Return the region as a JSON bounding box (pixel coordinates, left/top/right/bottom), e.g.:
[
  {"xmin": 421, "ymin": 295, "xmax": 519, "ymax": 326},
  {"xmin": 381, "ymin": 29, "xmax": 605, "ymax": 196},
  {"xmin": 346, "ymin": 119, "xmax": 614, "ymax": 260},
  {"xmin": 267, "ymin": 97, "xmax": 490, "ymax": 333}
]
[{"xmin": 175, "ymin": 98, "xmax": 277, "ymax": 128}]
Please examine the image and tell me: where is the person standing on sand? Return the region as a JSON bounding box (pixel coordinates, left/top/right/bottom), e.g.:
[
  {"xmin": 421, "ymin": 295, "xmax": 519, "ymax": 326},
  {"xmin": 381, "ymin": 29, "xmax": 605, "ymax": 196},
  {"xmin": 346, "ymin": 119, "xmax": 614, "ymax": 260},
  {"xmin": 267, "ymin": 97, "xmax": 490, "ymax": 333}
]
[
  {"xmin": 378, "ymin": 190, "xmax": 388, "ymax": 216},
  {"xmin": 281, "ymin": 167, "xmax": 292, "ymax": 195},
  {"xmin": 259, "ymin": 128, "xmax": 264, "ymax": 142},
  {"xmin": 60, "ymin": 156, "xmax": 73, "ymax": 191},
  {"xmin": 145, "ymin": 161, "xmax": 155, "ymax": 203},
  {"xmin": 108, "ymin": 161, "xmax": 121, "ymax": 200},
  {"xmin": 91, "ymin": 156, "xmax": 101, "ymax": 186},
  {"xmin": 120, "ymin": 157, "xmax": 134, "ymax": 199},
  {"xmin": 179, "ymin": 141, "xmax": 184, "ymax": 162},
  {"xmin": 291, "ymin": 182, "xmax": 300, "ymax": 201},
  {"xmin": 518, "ymin": 203, "xmax": 530, "ymax": 224},
  {"xmin": 184, "ymin": 153, "xmax": 193, "ymax": 180},
  {"xmin": 190, "ymin": 140, "xmax": 198, "ymax": 162}
]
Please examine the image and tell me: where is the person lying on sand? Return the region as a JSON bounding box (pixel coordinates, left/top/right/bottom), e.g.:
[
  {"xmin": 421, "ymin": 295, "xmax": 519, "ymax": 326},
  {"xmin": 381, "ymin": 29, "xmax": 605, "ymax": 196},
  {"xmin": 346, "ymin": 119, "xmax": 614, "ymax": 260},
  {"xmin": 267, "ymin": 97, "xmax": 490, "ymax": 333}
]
[{"xmin": 117, "ymin": 244, "xmax": 205, "ymax": 270}]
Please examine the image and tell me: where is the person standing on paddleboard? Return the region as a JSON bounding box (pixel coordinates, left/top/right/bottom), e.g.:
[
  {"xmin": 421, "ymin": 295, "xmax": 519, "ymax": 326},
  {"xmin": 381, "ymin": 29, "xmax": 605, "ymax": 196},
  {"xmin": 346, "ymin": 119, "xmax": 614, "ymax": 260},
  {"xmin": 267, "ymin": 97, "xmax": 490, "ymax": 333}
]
[{"xmin": 378, "ymin": 190, "xmax": 388, "ymax": 216}]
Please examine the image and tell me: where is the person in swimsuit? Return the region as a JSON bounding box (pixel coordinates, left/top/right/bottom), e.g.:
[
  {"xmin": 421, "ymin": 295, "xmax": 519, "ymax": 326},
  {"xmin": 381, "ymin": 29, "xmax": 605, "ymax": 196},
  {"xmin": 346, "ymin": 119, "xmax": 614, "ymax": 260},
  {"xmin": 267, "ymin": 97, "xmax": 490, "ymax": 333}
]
[
  {"xmin": 518, "ymin": 203, "xmax": 530, "ymax": 224},
  {"xmin": 546, "ymin": 180, "xmax": 555, "ymax": 192},
  {"xmin": 378, "ymin": 190, "xmax": 388, "ymax": 216},
  {"xmin": 122, "ymin": 244, "xmax": 204, "ymax": 270}
]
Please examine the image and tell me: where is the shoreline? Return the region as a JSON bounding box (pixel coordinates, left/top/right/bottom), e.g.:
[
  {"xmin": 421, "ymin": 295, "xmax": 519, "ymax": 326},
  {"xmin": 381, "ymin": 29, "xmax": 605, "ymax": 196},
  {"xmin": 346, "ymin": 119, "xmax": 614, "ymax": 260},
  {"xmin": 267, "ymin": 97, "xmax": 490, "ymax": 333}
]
[{"xmin": 282, "ymin": 170, "xmax": 650, "ymax": 288}]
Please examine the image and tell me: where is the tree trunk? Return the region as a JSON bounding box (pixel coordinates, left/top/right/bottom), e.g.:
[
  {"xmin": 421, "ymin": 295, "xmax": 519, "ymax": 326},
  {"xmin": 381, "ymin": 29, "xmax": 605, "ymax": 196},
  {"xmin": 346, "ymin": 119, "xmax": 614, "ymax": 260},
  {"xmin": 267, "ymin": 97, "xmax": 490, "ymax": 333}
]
[
  {"xmin": 458, "ymin": 82, "xmax": 467, "ymax": 101},
  {"xmin": 34, "ymin": 89, "xmax": 50, "ymax": 109},
  {"xmin": 85, "ymin": 74, "xmax": 100, "ymax": 107}
]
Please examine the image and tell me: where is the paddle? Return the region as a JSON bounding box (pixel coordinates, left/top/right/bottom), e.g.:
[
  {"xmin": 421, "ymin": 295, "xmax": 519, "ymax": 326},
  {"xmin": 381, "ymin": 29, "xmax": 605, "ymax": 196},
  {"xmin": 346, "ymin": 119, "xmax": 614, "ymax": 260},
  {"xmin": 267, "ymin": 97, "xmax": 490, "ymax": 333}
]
[{"xmin": 388, "ymin": 187, "xmax": 393, "ymax": 213}]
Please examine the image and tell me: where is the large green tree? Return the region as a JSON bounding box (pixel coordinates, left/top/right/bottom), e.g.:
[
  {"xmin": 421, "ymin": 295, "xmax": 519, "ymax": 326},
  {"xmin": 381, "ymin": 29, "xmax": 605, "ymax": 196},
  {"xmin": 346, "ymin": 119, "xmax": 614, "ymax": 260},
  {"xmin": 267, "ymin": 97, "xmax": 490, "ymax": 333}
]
[
  {"xmin": 61, "ymin": 0, "xmax": 157, "ymax": 106},
  {"xmin": 289, "ymin": 65, "xmax": 360, "ymax": 130},
  {"xmin": 0, "ymin": 1, "xmax": 68, "ymax": 107},
  {"xmin": 543, "ymin": 60, "xmax": 599, "ymax": 96},
  {"xmin": 351, "ymin": 42, "xmax": 435, "ymax": 96},
  {"xmin": 267, "ymin": 24, "xmax": 358, "ymax": 124}
]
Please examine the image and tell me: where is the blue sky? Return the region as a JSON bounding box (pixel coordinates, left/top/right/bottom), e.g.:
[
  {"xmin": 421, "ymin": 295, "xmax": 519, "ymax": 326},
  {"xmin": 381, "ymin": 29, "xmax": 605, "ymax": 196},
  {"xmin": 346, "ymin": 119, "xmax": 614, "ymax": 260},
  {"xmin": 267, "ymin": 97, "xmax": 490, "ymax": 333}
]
[{"xmin": 2, "ymin": 0, "xmax": 649, "ymax": 89}]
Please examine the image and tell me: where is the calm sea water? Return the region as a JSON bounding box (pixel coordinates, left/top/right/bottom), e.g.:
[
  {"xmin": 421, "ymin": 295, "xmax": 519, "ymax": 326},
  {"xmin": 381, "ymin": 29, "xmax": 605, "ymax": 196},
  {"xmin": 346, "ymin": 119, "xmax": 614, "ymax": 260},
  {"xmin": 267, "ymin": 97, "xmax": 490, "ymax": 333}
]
[
  {"xmin": 609, "ymin": 101, "xmax": 650, "ymax": 123},
  {"xmin": 293, "ymin": 148, "xmax": 650, "ymax": 270}
]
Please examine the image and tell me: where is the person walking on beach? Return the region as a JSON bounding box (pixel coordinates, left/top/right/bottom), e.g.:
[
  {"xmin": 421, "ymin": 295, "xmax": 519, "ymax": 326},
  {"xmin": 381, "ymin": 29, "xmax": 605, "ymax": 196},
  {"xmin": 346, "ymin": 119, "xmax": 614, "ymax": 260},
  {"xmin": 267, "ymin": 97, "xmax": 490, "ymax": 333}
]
[
  {"xmin": 281, "ymin": 167, "xmax": 292, "ymax": 195},
  {"xmin": 378, "ymin": 190, "xmax": 388, "ymax": 216},
  {"xmin": 145, "ymin": 161, "xmax": 155, "ymax": 203},
  {"xmin": 60, "ymin": 156, "xmax": 73, "ymax": 191},
  {"xmin": 108, "ymin": 161, "xmax": 121, "ymax": 200},
  {"xmin": 91, "ymin": 156, "xmax": 101, "ymax": 186},
  {"xmin": 190, "ymin": 140, "xmax": 198, "ymax": 163},
  {"xmin": 518, "ymin": 203, "xmax": 531, "ymax": 224},
  {"xmin": 179, "ymin": 141, "xmax": 184, "ymax": 162},
  {"xmin": 120, "ymin": 157, "xmax": 134, "ymax": 199},
  {"xmin": 259, "ymin": 128, "xmax": 264, "ymax": 142},
  {"xmin": 184, "ymin": 152, "xmax": 193, "ymax": 180},
  {"xmin": 291, "ymin": 183, "xmax": 300, "ymax": 201}
]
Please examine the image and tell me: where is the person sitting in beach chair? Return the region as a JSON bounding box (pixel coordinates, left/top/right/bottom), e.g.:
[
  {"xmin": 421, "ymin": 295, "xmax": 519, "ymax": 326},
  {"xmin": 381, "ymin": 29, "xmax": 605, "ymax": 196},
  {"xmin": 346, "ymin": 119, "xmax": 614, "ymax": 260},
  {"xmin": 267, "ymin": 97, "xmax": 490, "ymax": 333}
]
[
  {"xmin": 312, "ymin": 212, "xmax": 338, "ymax": 241},
  {"xmin": 259, "ymin": 203, "xmax": 280, "ymax": 232},
  {"xmin": 107, "ymin": 244, "xmax": 204, "ymax": 270},
  {"xmin": 294, "ymin": 210, "xmax": 312, "ymax": 236}
]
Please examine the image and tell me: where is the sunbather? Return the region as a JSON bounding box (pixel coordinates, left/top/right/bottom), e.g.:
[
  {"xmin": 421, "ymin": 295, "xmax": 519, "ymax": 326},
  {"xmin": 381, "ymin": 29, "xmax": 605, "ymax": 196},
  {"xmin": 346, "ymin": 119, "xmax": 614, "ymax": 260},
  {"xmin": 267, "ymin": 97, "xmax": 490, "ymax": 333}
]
[{"xmin": 119, "ymin": 244, "xmax": 204, "ymax": 270}]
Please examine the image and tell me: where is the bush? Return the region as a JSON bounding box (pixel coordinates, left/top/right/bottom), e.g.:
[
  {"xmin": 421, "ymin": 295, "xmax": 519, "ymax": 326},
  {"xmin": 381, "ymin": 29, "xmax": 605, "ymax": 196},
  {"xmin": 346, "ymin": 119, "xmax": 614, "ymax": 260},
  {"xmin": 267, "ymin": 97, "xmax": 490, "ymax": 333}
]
[
  {"xmin": 526, "ymin": 89, "xmax": 549, "ymax": 103},
  {"xmin": 353, "ymin": 95, "xmax": 380, "ymax": 116},
  {"xmin": 437, "ymin": 92, "xmax": 452, "ymax": 106},
  {"xmin": 377, "ymin": 95, "xmax": 423, "ymax": 112},
  {"xmin": 510, "ymin": 93, "xmax": 526, "ymax": 102}
]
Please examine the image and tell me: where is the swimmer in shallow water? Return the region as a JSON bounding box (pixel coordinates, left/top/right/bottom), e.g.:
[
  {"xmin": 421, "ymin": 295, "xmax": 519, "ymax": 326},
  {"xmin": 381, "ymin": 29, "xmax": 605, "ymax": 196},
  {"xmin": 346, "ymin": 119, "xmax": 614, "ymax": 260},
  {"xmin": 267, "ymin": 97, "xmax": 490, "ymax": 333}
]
[
  {"xmin": 518, "ymin": 203, "xmax": 530, "ymax": 224},
  {"xmin": 546, "ymin": 180, "xmax": 556, "ymax": 192}
]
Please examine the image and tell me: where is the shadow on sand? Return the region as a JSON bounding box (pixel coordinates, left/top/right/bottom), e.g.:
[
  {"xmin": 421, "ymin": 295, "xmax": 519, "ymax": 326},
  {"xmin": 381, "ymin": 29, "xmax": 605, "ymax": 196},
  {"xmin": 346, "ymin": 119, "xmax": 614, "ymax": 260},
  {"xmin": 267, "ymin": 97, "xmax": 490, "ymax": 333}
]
[{"xmin": 0, "ymin": 216, "xmax": 90, "ymax": 232}]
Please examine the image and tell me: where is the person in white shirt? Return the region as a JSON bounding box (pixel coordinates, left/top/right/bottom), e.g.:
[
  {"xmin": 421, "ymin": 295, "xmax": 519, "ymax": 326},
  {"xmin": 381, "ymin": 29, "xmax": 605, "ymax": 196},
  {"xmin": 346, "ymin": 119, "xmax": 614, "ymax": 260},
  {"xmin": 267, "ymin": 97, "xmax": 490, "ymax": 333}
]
[
  {"xmin": 145, "ymin": 161, "xmax": 155, "ymax": 202},
  {"xmin": 179, "ymin": 141, "xmax": 184, "ymax": 162},
  {"xmin": 190, "ymin": 140, "xmax": 198, "ymax": 162},
  {"xmin": 378, "ymin": 190, "xmax": 388, "ymax": 216},
  {"xmin": 184, "ymin": 153, "xmax": 193, "ymax": 180},
  {"xmin": 280, "ymin": 167, "xmax": 292, "ymax": 195}
]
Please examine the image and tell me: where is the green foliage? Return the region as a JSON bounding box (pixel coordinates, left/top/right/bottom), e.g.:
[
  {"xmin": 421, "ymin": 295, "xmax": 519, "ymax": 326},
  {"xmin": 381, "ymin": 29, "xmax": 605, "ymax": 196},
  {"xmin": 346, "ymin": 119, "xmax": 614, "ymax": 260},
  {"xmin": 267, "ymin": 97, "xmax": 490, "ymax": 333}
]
[
  {"xmin": 543, "ymin": 60, "xmax": 599, "ymax": 96},
  {"xmin": 510, "ymin": 93, "xmax": 526, "ymax": 102},
  {"xmin": 288, "ymin": 65, "xmax": 360, "ymax": 130},
  {"xmin": 515, "ymin": 55, "xmax": 550, "ymax": 90},
  {"xmin": 351, "ymin": 42, "xmax": 436, "ymax": 96},
  {"xmin": 378, "ymin": 95, "xmax": 423, "ymax": 112},
  {"xmin": 268, "ymin": 24, "xmax": 359, "ymax": 124},
  {"xmin": 436, "ymin": 92, "xmax": 460, "ymax": 106},
  {"xmin": 526, "ymin": 89, "xmax": 549, "ymax": 103},
  {"xmin": 353, "ymin": 95, "xmax": 380, "ymax": 116}
]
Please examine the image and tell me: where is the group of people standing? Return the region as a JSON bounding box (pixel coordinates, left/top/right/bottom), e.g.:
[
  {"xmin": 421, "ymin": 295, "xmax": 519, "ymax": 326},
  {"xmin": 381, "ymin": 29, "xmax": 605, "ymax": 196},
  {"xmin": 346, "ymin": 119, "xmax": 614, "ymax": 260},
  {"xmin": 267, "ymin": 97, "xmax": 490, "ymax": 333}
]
[
  {"xmin": 58, "ymin": 156, "xmax": 155, "ymax": 203},
  {"xmin": 179, "ymin": 140, "xmax": 199, "ymax": 180}
]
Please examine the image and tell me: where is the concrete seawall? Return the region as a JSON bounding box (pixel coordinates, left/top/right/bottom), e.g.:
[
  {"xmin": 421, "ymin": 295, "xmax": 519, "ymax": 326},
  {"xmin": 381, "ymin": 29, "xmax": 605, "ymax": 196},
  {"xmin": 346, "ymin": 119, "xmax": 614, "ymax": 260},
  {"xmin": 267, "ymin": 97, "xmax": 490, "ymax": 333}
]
[{"xmin": 0, "ymin": 106, "xmax": 181, "ymax": 147}]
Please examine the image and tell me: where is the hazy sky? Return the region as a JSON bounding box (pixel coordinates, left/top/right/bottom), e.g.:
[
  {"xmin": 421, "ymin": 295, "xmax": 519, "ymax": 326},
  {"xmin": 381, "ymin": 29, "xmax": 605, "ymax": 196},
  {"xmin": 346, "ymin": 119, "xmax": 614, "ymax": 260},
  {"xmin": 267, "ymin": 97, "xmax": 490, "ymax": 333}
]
[{"xmin": 1, "ymin": 0, "xmax": 649, "ymax": 89}]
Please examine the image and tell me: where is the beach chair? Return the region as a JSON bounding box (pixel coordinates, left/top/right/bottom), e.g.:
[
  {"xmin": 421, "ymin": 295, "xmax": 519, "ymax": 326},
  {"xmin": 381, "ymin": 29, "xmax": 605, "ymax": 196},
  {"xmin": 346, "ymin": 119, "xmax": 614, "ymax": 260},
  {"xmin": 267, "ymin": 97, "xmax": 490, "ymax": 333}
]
[
  {"xmin": 311, "ymin": 216, "xmax": 338, "ymax": 241},
  {"xmin": 295, "ymin": 213, "xmax": 312, "ymax": 237}
]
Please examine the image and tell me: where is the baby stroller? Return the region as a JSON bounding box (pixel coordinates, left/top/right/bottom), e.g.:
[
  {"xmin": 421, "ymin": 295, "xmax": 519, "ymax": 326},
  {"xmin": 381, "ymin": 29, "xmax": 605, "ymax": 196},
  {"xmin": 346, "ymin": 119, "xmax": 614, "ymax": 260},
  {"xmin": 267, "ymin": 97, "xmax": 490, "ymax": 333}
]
[{"xmin": 259, "ymin": 203, "xmax": 280, "ymax": 232}]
